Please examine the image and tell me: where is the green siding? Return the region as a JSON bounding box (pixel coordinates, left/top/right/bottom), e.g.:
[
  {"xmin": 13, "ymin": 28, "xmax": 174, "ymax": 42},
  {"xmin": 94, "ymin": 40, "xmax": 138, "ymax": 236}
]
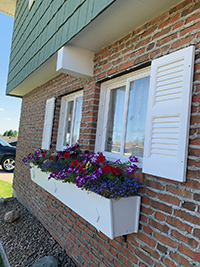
[{"xmin": 7, "ymin": 0, "xmax": 116, "ymax": 94}]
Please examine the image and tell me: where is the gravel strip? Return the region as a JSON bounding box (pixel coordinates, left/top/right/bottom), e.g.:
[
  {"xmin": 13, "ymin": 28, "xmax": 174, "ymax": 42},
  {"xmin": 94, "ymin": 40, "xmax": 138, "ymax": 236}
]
[{"xmin": 0, "ymin": 198, "xmax": 77, "ymax": 267}]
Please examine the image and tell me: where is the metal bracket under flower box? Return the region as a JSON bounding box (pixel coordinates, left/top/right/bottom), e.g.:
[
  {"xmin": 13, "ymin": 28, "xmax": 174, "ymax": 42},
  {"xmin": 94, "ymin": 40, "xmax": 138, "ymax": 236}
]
[{"xmin": 30, "ymin": 165, "xmax": 141, "ymax": 239}]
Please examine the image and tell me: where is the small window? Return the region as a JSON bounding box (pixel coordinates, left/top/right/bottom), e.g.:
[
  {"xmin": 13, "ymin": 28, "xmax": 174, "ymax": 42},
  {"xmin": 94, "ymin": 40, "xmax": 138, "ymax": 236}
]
[
  {"xmin": 56, "ymin": 91, "xmax": 83, "ymax": 150},
  {"xmin": 95, "ymin": 68, "xmax": 150, "ymax": 164}
]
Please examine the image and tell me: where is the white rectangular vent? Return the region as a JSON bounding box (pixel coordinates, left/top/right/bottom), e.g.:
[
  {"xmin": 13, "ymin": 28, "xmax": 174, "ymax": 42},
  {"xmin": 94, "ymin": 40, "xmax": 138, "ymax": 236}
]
[
  {"xmin": 151, "ymin": 116, "xmax": 180, "ymax": 158},
  {"xmin": 155, "ymin": 59, "xmax": 184, "ymax": 103}
]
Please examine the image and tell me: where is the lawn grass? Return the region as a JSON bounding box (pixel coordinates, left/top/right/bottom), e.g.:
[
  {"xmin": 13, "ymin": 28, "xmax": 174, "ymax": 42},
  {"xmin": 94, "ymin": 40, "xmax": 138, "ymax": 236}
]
[
  {"xmin": 0, "ymin": 180, "xmax": 13, "ymax": 198},
  {"xmin": 0, "ymin": 254, "xmax": 4, "ymax": 267}
]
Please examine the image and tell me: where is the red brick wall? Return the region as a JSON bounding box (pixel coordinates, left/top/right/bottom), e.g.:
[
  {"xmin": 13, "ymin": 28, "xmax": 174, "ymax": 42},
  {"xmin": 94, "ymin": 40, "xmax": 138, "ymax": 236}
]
[{"xmin": 14, "ymin": 0, "xmax": 200, "ymax": 266}]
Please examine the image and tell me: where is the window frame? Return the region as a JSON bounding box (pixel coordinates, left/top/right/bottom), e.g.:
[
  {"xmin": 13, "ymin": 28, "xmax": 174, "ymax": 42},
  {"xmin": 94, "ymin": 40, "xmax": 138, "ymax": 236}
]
[
  {"xmin": 95, "ymin": 67, "xmax": 151, "ymax": 167},
  {"xmin": 56, "ymin": 91, "xmax": 83, "ymax": 151}
]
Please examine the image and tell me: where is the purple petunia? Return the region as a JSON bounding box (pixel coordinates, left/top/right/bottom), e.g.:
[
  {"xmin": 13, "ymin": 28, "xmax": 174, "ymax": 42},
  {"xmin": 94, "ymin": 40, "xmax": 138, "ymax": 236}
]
[
  {"xmin": 90, "ymin": 156, "xmax": 97, "ymax": 163},
  {"xmin": 129, "ymin": 155, "xmax": 138, "ymax": 163},
  {"xmin": 126, "ymin": 166, "xmax": 135, "ymax": 174}
]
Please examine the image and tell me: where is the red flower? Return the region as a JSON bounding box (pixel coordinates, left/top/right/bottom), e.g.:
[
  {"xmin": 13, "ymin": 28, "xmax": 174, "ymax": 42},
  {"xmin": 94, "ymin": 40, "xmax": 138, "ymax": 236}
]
[
  {"xmin": 97, "ymin": 153, "xmax": 105, "ymax": 163},
  {"xmin": 42, "ymin": 151, "xmax": 46, "ymax": 157},
  {"xmin": 63, "ymin": 152, "xmax": 70, "ymax": 159},
  {"xmin": 111, "ymin": 167, "xmax": 121, "ymax": 177},
  {"xmin": 102, "ymin": 164, "xmax": 112, "ymax": 174},
  {"xmin": 70, "ymin": 159, "xmax": 79, "ymax": 166},
  {"xmin": 49, "ymin": 155, "xmax": 53, "ymax": 160},
  {"xmin": 80, "ymin": 166, "xmax": 87, "ymax": 173}
]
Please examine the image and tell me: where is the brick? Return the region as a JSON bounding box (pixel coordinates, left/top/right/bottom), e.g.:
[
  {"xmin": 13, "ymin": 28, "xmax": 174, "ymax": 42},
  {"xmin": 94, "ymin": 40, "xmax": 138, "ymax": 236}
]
[
  {"xmin": 117, "ymin": 253, "xmax": 133, "ymax": 266},
  {"xmin": 153, "ymin": 26, "xmax": 171, "ymax": 40},
  {"xmin": 180, "ymin": 21, "xmax": 200, "ymax": 37},
  {"xmin": 155, "ymin": 211, "xmax": 166, "ymax": 221},
  {"xmin": 172, "ymin": 230, "xmax": 198, "ymax": 248},
  {"xmin": 171, "ymin": 34, "xmax": 196, "ymax": 49},
  {"xmin": 179, "ymin": 243, "xmax": 200, "ymax": 261},
  {"xmin": 170, "ymin": 251, "xmax": 194, "ymax": 267},
  {"xmin": 150, "ymin": 12, "xmax": 168, "ymax": 26},
  {"xmin": 142, "ymin": 245, "xmax": 160, "ymax": 260},
  {"xmin": 135, "ymin": 249, "xmax": 154, "ymax": 265},
  {"xmin": 147, "ymin": 189, "xmax": 157, "ymax": 198},
  {"xmin": 113, "ymin": 258, "xmax": 125, "ymax": 267},
  {"xmin": 167, "ymin": 185, "xmax": 191, "ymax": 198},
  {"xmin": 162, "ymin": 257, "xmax": 176, "ymax": 267},
  {"xmin": 186, "ymin": 12, "xmax": 200, "ymax": 24},
  {"xmin": 146, "ymin": 180, "xmax": 165, "ymax": 190},
  {"xmin": 174, "ymin": 209, "xmax": 200, "ymax": 225},
  {"xmin": 173, "ymin": 20, "xmax": 184, "ymax": 30},
  {"xmin": 167, "ymin": 216, "xmax": 192, "ymax": 233},
  {"xmin": 157, "ymin": 243, "xmax": 168, "ymax": 254},
  {"xmin": 137, "ymin": 233, "xmax": 156, "ymax": 247},
  {"xmin": 143, "ymin": 225, "xmax": 152, "ymax": 235},
  {"xmin": 149, "ymin": 219, "xmax": 169, "ymax": 234},
  {"xmin": 119, "ymin": 60, "xmax": 133, "ymax": 71},
  {"xmin": 157, "ymin": 33, "xmax": 177, "ymax": 46},
  {"xmin": 151, "ymin": 200, "xmax": 172, "ymax": 214},
  {"xmin": 159, "ymin": 14, "xmax": 180, "ymax": 29},
  {"xmin": 182, "ymin": 201, "xmax": 196, "ymax": 211},
  {"xmin": 154, "ymin": 232, "xmax": 177, "ymax": 248},
  {"xmin": 170, "ymin": 0, "xmax": 191, "ymax": 14},
  {"xmin": 158, "ymin": 193, "xmax": 181, "ymax": 206},
  {"xmin": 142, "ymin": 196, "xmax": 151, "ymax": 205},
  {"xmin": 134, "ymin": 54, "xmax": 149, "ymax": 65}
]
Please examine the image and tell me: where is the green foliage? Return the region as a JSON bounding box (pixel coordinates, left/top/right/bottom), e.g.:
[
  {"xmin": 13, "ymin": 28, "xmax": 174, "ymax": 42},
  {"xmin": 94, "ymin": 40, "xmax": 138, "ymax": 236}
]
[
  {"xmin": 3, "ymin": 130, "xmax": 18, "ymax": 137},
  {"xmin": 0, "ymin": 180, "xmax": 13, "ymax": 198},
  {"xmin": 0, "ymin": 254, "xmax": 4, "ymax": 267}
]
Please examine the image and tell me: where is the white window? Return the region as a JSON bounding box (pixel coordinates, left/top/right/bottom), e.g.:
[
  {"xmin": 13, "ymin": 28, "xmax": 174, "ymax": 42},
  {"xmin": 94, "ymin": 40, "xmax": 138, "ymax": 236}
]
[
  {"xmin": 95, "ymin": 68, "xmax": 150, "ymax": 166},
  {"xmin": 42, "ymin": 97, "xmax": 55, "ymax": 150},
  {"xmin": 96, "ymin": 46, "xmax": 195, "ymax": 182},
  {"xmin": 56, "ymin": 91, "xmax": 83, "ymax": 150}
]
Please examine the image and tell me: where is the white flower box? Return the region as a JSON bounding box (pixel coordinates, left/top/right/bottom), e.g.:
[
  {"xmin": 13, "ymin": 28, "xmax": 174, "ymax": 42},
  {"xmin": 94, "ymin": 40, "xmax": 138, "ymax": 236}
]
[{"xmin": 30, "ymin": 165, "xmax": 141, "ymax": 239}]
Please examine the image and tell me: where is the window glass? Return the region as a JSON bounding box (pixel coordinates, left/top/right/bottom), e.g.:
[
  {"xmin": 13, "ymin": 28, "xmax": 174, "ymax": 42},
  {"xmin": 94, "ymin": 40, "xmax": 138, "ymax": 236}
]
[
  {"xmin": 57, "ymin": 91, "xmax": 83, "ymax": 151},
  {"xmin": 64, "ymin": 101, "xmax": 74, "ymax": 146},
  {"xmin": 124, "ymin": 76, "xmax": 150, "ymax": 157},
  {"xmin": 105, "ymin": 86, "xmax": 125, "ymax": 153},
  {"xmin": 96, "ymin": 69, "xmax": 150, "ymax": 161},
  {"xmin": 72, "ymin": 96, "xmax": 83, "ymax": 144}
]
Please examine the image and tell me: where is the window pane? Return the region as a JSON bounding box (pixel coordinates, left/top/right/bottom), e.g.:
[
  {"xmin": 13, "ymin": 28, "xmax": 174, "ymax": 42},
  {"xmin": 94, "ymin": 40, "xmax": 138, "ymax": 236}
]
[
  {"xmin": 72, "ymin": 96, "xmax": 83, "ymax": 144},
  {"xmin": 64, "ymin": 101, "xmax": 74, "ymax": 146},
  {"xmin": 124, "ymin": 76, "xmax": 150, "ymax": 157},
  {"xmin": 105, "ymin": 86, "xmax": 125, "ymax": 153}
]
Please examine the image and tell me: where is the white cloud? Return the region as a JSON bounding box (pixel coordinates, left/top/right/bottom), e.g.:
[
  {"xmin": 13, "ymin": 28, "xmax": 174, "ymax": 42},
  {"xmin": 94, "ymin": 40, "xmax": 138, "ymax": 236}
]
[
  {"xmin": 0, "ymin": 108, "xmax": 4, "ymax": 111},
  {"xmin": 5, "ymin": 118, "xmax": 11, "ymax": 120}
]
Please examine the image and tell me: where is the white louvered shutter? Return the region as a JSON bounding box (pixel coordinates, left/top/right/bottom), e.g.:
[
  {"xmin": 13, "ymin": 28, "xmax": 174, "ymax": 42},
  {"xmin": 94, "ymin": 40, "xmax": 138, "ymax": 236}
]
[
  {"xmin": 41, "ymin": 97, "xmax": 55, "ymax": 150},
  {"xmin": 143, "ymin": 46, "xmax": 195, "ymax": 182}
]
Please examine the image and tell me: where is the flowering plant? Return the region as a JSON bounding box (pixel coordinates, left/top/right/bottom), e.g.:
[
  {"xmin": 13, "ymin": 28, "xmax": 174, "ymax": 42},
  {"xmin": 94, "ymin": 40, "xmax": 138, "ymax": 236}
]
[{"xmin": 23, "ymin": 143, "xmax": 141, "ymax": 199}]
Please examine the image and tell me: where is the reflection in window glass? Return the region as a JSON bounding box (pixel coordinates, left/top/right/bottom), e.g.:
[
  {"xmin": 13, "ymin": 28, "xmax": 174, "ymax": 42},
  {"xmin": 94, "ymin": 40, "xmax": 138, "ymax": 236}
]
[
  {"xmin": 64, "ymin": 101, "xmax": 74, "ymax": 146},
  {"xmin": 105, "ymin": 86, "xmax": 125, "ymax": 153},
  {"xmin": 72, "ymin": 96, "xmax": 83, "ymax": 144},
  {"xmin": 124, "ymin": 76, "xmax": 150, "ymax": 157}
]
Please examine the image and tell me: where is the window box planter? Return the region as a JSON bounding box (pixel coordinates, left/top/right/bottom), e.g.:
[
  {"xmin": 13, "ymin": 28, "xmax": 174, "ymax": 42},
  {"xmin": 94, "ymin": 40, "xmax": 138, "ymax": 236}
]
[{"xmin": 30, "ymin": 165, "xmax": 141, "ymax": 239}]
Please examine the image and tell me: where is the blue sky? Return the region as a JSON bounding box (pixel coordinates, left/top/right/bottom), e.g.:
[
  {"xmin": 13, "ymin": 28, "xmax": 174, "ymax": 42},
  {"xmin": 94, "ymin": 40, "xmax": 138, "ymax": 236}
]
[{"xmin": 0, "ymin": 12, "xmax": 22, "ymax": 136}]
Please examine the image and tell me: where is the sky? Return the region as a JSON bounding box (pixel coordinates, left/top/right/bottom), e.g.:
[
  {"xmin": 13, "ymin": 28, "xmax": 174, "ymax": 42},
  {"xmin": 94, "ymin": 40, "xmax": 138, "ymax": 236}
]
[{"xmin": 0, "ymin": 12, "xmax": 22, "ymax": 136}]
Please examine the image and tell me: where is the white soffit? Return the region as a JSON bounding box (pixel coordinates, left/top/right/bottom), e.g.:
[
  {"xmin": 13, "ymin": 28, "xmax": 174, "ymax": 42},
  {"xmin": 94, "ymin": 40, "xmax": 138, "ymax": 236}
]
[
  {"xmin": 56, "ymin": 46, "xmax": 94, "ymax": 78},
  {"xmin": 8, "ymin": 0, "xmax": 183, "ymax": 96},
  {"xmin": 68, "ymin": 0, "xmax": 182, "ymax": 52},
  {"xmin": 9, "ymin": 54, "xmax": 58, "ymax": 97},
  {"xmin": 0, "ymin": 0, "xmax": 16, "ymax": 17}
]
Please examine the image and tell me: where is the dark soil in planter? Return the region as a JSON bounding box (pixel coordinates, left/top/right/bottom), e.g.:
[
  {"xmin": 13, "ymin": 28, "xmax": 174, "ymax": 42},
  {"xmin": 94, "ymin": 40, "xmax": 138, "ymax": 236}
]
[{"xmin": 0, "ymin": 198, "xmax": 77, "ymax": 267}]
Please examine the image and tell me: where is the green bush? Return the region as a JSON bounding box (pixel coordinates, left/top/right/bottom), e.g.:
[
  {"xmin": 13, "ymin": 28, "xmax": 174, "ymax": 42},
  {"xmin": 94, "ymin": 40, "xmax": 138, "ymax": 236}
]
[{"xmin": 0, "ymin": 254, "xmax": 4, "ymax": 267}]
